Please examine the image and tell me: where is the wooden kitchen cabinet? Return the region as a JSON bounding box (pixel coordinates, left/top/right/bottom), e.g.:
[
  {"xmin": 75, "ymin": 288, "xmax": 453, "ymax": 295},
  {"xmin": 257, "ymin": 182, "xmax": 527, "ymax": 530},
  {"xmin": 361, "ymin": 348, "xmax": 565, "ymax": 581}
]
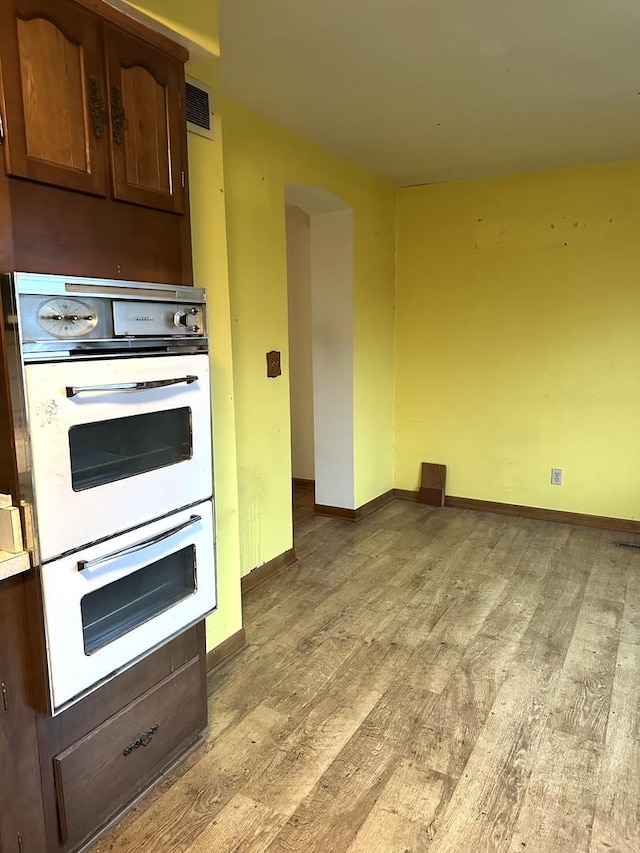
[
  {"xmin": 52, "ymin": 657, "xmax": 203, "ymax": 848},
  {"xmin": 105, "ymin": 25, "xmax": 186, "ymax": 214},
  {"xmin": 0, "ymin": 0, "xmax": 108, "ymax": 197},
  {"xmin": 37, "ymin": 623, "xmax": 207, "ymax": 853},
  {"xmin": 0, "ymin": 575, "xmax": 47, "ymax": 853},
  {"xmin": 0, "ymin": 0, "xmax": 186, "ymax": 213},
  {"xmin": 0, "ymin": 0, "xmax": 193, "ymax": 284}
]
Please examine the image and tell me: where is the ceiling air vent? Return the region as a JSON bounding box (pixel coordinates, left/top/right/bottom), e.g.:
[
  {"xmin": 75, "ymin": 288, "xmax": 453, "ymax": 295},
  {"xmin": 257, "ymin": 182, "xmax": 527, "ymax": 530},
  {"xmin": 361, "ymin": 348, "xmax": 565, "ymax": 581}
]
[{"xmin": 185, "ymin": 76, "xmax": 214, "ymax": 140}]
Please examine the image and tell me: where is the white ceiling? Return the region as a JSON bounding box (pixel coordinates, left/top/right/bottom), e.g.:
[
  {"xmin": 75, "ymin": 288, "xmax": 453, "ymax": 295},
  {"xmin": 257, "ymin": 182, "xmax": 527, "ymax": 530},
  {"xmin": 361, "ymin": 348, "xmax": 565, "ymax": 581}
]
[{"xmin": 219, "ymin": 0, "xmax": 640, "ymax": 186}]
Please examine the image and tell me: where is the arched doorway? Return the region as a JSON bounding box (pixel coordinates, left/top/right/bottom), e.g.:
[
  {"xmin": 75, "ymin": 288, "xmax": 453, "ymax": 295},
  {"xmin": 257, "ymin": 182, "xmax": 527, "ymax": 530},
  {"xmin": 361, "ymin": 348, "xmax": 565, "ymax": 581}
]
[{"xmin": 285, "ymin": 184, "xmax": 355, "ymax": 520}]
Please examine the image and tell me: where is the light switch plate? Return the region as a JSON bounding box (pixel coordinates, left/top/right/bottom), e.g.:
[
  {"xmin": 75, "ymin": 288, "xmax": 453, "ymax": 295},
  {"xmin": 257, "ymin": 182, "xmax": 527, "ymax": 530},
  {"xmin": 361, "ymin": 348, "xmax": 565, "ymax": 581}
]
[{"xmin": 266, "ymin": 351, "xmax": 281, "ymax": 378}]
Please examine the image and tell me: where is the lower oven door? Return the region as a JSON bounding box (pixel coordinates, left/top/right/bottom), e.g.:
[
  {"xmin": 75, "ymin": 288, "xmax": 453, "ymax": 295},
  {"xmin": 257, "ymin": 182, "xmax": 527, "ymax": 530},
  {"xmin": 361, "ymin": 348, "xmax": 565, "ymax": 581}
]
[{"xmin": 41, "ymin": 501, "xmax": 216, "ymax": 713}]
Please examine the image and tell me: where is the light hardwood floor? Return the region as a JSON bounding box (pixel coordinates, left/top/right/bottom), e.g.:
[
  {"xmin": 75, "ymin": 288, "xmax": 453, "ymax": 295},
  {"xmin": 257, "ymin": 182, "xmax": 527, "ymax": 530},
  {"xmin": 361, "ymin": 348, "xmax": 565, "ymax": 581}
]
[{"xmin": 95, "ymin": 501, "xmax": 640, "ymax": 853}]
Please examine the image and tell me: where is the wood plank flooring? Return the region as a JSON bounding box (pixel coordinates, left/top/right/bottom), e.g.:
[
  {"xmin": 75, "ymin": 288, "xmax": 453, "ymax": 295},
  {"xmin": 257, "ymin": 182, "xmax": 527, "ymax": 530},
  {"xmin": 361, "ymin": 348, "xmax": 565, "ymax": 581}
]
[
  {"xmin": 94, "ymin": 501, "xmax": 640, "ymax": 853},
  {"xmin": 293, "ymin": 481, "xmax": 315, "ymax": 529}
]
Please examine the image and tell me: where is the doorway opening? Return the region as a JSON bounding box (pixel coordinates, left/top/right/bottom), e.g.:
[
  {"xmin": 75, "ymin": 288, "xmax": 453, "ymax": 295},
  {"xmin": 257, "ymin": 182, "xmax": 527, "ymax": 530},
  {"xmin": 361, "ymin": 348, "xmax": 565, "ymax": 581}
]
[{"xmin": 284, "ymin": 184, "xmax": 354, "ymax": 530}]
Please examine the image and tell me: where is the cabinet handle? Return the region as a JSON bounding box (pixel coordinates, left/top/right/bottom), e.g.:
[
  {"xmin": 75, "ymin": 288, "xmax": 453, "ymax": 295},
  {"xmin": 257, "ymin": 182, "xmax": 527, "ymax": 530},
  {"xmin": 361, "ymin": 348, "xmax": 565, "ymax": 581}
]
[
  {"xmin": 123, "ymin": 724, "xmax": 159, "ymax": 756},
  {"xmin": 111, "ymin": 86, "xmax": 126, "ymax": 145},
  {"xmin": 88, "ymin": 77, "xmax": 105, "ymax": 139}
]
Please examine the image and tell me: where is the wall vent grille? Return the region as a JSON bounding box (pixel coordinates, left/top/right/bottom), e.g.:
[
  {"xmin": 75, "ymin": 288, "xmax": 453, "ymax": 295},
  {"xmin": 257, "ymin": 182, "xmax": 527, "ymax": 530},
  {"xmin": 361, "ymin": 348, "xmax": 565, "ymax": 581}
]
[{"xmin": 186, "ymin": 77, "xmax": 214, "ymax": 140}]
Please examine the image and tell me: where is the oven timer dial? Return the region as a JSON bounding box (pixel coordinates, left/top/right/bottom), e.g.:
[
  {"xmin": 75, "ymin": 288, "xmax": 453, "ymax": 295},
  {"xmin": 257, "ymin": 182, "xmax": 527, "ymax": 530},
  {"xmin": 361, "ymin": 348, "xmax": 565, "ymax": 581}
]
[{"xmin": 37, "ymin": 298, "xmax": 98, "ymax": 338}]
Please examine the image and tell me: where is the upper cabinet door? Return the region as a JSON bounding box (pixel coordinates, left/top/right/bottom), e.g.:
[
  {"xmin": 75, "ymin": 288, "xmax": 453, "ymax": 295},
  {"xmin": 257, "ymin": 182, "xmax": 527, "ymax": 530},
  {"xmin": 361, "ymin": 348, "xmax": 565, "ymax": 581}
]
[
  {"xmin": 0, "ymin": 0, "xmax": 108, "ymax": 196},
  {"xmin": 104, "ymin": 26, "xmax": 185, "ymax": 214}
]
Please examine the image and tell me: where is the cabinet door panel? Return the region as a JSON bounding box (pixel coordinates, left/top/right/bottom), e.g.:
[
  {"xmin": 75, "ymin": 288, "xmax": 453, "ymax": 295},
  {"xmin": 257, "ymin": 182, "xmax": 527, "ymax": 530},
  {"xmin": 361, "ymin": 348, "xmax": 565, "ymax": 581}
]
[
  {"xmin": 17, "ymin": 17, "xmax": 87, "ymax": 170},
  {"xmin": 0, "ymin": 0, "xmax": 107, "ymax": 195},
  {"xmin": 121, "ymin": 65, "xmax": 171, "ymax": 193},
  {"xmin": 105, "ymin": 26, "xmax": 185, "ymax": 214}
]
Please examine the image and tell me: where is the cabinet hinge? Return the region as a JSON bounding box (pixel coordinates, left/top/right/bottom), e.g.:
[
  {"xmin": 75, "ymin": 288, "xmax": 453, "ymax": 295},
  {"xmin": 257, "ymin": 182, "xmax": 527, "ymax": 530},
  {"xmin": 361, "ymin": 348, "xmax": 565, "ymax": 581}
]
[
  {"xmin": 1, "ymin": 682, "xmax": 8, "ymax": 711},
  {"xmin": 181, "ymin": 170, "xmax": 186, "ymax": 188},
  {"xmin": 0, "ymin": 114, "xmax": 5, "ymax": 143},
  {"xmin": 17, "ymin": 832, "xmax": 24, "ymax": 853}
]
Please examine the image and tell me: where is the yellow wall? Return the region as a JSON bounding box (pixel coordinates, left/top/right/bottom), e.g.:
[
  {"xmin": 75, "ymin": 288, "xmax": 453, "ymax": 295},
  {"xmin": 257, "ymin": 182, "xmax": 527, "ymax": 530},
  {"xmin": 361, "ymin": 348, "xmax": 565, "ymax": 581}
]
[
  {"xmin": 129, "ymin": 1, "xmax": 242, "ymax": 650},
  {"xmin": 395, "ymin": 159, "xmax": 640, "ymax": 520},
  {"xmin": 187, "ymin": 66, "xmax": 242, "ymax": 651},
  {"xmin": 220, "ymin": 97, "xmax": 396, "ymax": 575},
  {"xmin": 127, "ymin": 0, "xmax": 219, "ymax": 55}
]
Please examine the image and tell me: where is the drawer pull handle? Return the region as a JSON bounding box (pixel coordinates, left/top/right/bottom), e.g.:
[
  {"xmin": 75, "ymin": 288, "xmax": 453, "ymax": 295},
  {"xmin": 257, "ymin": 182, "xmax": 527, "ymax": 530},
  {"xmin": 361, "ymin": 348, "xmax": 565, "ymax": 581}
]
[{"xmin": 123, "ymin": 724, "xmax": 159, "ymax": 756}]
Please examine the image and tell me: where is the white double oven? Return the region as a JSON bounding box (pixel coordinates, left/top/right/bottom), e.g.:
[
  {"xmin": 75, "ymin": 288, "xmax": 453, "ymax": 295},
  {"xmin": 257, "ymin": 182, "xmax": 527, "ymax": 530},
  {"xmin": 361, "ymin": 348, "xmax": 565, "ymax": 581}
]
[{"xmin": 2, "ymin": 273, "xmax": 217, "ymax": 713}]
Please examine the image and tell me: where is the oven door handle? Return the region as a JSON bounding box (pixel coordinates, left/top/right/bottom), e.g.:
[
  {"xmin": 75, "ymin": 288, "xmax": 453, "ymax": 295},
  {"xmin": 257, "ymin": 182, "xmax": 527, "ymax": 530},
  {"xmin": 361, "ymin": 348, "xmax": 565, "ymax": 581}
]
[
  {"xmin": 78, "ymin": 515, "xmax": 202, "ymax": 573},
  {"xmin": 66, "ymin": 376, "xmax": 198, "ymax": 398}
]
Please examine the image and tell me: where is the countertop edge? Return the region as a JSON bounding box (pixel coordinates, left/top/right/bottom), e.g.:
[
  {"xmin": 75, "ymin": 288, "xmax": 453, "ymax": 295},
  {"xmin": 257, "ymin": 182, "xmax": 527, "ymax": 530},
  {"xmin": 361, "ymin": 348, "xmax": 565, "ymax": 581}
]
[{"xmin": 0, "ymin": 550, "xmax": 31, "ymax": 582}]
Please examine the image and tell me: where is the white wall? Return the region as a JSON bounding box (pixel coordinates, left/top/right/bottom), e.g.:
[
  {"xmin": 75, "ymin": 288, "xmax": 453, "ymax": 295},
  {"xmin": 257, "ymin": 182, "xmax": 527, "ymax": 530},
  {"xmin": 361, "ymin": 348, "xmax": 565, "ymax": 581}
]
[
  {"xmin": 311, "ymin": 208, "xmax": 355, "ymax": 508},
  {"xmin": 285, "ymin": 205, "xmax": 315, "ymax": 480}
]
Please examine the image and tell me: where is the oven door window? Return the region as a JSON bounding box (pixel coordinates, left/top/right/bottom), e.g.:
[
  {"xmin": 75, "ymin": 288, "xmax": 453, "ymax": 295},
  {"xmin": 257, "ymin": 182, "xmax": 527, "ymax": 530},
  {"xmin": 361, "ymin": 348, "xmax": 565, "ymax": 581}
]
[
  {"xmin": 69, "ymin": 408, "xmax": 192, "ymax": 491},
  {"xmin": 81, "ymin": 546, "xmax": 196, "ymax": 654}
]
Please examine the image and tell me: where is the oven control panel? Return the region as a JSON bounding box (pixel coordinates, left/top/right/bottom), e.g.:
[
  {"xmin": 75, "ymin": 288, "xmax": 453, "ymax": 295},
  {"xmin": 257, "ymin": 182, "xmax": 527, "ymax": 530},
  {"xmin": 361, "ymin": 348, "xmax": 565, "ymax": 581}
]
[
  {"xmin": 5, "ymin": 273, "xmax": 209, "ymax": 360},
  {"xmin": 113, "ymin": 300, "xmax": 204, "ymax": 337}
]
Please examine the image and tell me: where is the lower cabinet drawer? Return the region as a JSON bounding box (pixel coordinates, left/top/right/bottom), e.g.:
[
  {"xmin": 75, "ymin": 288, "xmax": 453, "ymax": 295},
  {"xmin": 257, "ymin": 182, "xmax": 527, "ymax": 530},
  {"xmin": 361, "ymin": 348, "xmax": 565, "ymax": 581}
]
[{"xmin": 53, "ymin": 656, "xmax": 203, "ymax": 847}]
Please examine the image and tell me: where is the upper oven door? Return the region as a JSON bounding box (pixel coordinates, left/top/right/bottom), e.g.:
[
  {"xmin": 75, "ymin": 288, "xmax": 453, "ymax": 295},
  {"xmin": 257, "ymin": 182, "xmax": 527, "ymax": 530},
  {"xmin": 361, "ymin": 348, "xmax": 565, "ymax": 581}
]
[{"xmin": 24, "ymin": 353, "xmax": 212, "ymax": 562}]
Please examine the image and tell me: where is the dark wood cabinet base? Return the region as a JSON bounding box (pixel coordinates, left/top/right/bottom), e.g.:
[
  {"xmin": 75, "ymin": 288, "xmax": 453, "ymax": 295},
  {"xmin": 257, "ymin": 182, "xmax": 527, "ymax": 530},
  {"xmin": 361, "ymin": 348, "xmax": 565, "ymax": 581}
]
[
  {"xmin": 1, "ymin": 577, "xmax": 208, "ymax": 853},
  {"xmin": 73, "ymin": 735, "xmax": 205, "ymax": 853},
  {"xmin": 0, "ymin": 575, "xmax": 47, "ymax": 853},
  {"xmin": 35, "ymin": 622, "xmax": 207, "ymax": 853}
]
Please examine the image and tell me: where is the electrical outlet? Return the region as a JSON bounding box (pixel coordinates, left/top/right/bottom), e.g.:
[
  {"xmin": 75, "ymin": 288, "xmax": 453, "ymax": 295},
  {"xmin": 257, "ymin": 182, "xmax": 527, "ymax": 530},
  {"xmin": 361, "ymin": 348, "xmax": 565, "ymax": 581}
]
[{"xmin": 551, "ymin": 468, "xmax": 563, "ymax": 486}]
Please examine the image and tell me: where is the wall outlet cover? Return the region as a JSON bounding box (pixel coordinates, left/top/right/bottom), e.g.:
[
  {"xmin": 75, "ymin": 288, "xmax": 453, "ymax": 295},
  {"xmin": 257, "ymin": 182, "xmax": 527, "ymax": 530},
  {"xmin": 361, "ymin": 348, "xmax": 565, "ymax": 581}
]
[{"xmin": 551, "ymin": 468, "xmax": 563, "ymax": 485}]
